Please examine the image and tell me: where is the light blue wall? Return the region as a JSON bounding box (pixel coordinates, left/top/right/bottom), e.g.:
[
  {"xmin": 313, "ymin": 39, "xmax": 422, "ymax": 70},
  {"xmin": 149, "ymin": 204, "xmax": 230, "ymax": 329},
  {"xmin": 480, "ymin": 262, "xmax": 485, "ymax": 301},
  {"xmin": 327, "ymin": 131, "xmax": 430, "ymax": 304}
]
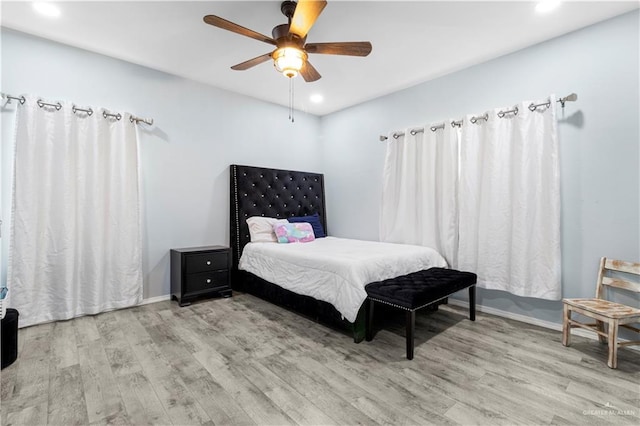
[
  {"xmin": 1, "ymin": 29, "xmax": 322, "ymax": 299},
  {"xmin": 320, "ymin": 11, "xmax": 640, "ymax": 325}
]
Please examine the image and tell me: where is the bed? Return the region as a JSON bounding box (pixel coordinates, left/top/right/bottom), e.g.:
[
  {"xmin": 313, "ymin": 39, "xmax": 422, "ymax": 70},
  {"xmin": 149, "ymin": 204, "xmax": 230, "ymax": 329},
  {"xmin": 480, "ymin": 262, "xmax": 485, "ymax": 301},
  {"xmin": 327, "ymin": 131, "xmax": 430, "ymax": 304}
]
[{"xmin": 229, "ymin": 164, "xmax": 446, "ymax": 342}]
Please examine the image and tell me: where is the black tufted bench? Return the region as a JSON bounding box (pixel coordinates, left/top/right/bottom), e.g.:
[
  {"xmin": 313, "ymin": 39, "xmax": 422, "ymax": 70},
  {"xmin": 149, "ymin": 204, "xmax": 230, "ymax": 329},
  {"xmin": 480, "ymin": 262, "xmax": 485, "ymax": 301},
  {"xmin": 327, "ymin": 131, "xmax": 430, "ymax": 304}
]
[{"xmin": 365, "ymin": 268, "xmax": 477, "ymax": 359}]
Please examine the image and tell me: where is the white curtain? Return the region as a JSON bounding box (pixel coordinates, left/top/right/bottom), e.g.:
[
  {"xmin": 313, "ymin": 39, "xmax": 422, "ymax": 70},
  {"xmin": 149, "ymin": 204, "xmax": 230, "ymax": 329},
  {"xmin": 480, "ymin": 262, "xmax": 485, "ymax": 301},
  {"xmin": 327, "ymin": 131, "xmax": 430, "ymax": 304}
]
[
  {"xmin": 457, "ymin": 96, "xmax": 561, "ymax": 299},
  {"xmin": 380, "ymin": 123, "xmax": 460, "ymax": 266},
  {"xmin": 8, "ymin": 96, "xmax": 143, "ymax": 327}
]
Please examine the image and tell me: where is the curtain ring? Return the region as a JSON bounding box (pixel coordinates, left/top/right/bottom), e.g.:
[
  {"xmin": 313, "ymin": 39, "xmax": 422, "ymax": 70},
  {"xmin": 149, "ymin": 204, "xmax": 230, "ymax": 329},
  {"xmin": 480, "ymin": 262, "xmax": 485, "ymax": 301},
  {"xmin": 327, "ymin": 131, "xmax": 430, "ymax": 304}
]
[
  {"xmin": 498, "ymin": 106, "xmax": 519, "ymax": 118},
  {"xmin": 410, "ymin": 129, "xmax": 417, "ymax": 136},
  {"xmin": 529, "ymin": 100, "xmax": 551, "ymax": 112},
  {"xmin": 392, "ymin": 132, "xmax": 401, "ymax": 139},
  {"xmin": 37, "ymin": 99, "xmax": 62, "ymax": 110},
  {"xmin": 72, "ymin": 105, "xmax": 93, "ymax": 116},
  {"xmin": 103, "ymin": 111, "xmax": 122, "ymax": 121},
  {"xmin": 470, "ymin": 113, "xmax": 487, "ymax": 124}
]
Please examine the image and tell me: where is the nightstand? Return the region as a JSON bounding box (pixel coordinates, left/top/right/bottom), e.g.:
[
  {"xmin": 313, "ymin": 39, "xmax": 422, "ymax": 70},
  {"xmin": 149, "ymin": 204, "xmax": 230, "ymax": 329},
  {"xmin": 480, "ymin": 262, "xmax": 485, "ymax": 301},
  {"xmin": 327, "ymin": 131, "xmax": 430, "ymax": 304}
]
[{"xmin": 170, "ymin": 246, "xmax": 232, "ymax": 306}]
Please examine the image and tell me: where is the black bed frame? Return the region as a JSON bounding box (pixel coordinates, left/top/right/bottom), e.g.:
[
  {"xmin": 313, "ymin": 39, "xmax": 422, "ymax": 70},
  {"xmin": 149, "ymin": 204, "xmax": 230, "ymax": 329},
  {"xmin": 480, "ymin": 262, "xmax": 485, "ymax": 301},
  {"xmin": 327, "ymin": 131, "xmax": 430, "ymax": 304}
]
[{"xmin": 229, "ymin": 164, "xmax": 366, "ymax": 342}]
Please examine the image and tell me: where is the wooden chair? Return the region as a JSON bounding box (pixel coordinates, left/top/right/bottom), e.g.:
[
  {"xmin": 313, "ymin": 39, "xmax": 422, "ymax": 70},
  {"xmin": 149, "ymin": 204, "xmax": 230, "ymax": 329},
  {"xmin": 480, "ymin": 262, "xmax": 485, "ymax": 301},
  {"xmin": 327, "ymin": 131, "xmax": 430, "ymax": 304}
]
[{"xmin": 562, "ymin": 257, "xmax": 640, "ymax": 368}]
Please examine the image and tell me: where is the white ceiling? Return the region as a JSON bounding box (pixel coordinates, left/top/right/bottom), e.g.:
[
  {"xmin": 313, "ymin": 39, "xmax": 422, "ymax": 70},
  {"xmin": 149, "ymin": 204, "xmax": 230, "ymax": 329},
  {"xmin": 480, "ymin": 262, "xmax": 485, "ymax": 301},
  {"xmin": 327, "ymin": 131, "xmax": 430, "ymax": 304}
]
[{"xmin": 2, "ymin": 1, "xmax": 637, "ymax": 115}]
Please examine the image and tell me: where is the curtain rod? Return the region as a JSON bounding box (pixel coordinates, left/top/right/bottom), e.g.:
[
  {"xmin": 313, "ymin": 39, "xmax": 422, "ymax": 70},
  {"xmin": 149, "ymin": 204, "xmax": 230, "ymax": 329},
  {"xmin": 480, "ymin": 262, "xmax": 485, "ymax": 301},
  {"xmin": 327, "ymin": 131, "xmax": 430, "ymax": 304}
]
[
  {"xmin": 379, "ymin": 93, "xmax": 578, "ymax": 141},
  {"xmin": 1, "ymin": 93, "xmax": 154, "ymax": 126}
]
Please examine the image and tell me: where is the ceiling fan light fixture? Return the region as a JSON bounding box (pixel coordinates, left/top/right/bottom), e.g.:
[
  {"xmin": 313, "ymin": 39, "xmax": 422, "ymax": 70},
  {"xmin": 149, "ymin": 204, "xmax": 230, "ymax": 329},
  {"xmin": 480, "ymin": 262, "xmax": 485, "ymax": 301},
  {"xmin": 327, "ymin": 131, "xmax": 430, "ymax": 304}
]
[{"xmin": 273, "ymin": 47, "xmax": 307, "ymax": 78}]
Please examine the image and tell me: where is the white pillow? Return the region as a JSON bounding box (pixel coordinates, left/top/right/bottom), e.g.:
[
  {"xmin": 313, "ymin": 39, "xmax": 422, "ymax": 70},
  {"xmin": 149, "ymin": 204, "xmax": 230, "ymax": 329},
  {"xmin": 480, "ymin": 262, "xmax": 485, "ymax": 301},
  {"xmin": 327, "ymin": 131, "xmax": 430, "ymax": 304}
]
[{"xmin": 246, "ymin": 217, "xmax": 287, "ymax": 242}]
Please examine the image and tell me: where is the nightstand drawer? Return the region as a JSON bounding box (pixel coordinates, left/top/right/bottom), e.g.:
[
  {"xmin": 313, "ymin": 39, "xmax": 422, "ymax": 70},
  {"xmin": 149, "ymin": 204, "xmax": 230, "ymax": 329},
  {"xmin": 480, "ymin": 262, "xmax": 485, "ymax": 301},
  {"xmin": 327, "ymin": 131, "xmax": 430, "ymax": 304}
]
[
  {"xmin": 184, "ymin": 270, "xmax": 229, "ymax": 294},
  {"xmin": 185, "ymin": 252, "xmax": 228, "ymax": 274}
]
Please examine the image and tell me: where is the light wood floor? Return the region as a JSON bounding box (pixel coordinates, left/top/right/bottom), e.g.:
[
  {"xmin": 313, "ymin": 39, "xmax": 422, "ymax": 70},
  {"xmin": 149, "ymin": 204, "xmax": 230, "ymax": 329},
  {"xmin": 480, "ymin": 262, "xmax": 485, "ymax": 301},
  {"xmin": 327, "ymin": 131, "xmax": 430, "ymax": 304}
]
[{"xmin": 1, "ymin": 293, "xmax": 639, "ymax": 426}]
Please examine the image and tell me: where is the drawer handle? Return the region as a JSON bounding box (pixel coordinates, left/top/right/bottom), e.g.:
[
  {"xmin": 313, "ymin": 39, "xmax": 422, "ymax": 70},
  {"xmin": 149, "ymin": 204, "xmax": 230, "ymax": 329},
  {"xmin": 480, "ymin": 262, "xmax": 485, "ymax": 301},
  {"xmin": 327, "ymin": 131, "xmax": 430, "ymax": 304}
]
[
  {"xmin": 206, "ymin": 279, "xmax": 212, "ymax": 284},
  {"xmin": 206, "ymin": 260, "xmax": 211, "ymax": 265}
]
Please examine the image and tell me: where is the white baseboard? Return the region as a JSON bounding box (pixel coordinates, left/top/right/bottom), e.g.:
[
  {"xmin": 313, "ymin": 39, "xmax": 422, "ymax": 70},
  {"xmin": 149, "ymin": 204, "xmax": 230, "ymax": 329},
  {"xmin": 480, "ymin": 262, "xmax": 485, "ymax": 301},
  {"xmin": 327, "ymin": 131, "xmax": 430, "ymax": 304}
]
[
  {"xmin": 448, "ymin": 298, "xmax": 563, "ymax": 331},
  {"xmin": 447, "ymin": 298, "xmax": 639, "ymax": 350},
  {"xmin": 139, "ymin": 294, "xmax": 172, "ymax": 306}
]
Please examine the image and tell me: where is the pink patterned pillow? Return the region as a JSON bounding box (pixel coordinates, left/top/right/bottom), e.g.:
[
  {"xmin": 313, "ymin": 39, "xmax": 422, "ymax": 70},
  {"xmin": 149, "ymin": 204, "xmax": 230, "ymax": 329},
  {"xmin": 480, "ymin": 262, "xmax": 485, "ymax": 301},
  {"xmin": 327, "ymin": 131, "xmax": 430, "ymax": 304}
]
[{"xmin": 273, "ymin": 222, "xmax": 315, "ymax": 243}]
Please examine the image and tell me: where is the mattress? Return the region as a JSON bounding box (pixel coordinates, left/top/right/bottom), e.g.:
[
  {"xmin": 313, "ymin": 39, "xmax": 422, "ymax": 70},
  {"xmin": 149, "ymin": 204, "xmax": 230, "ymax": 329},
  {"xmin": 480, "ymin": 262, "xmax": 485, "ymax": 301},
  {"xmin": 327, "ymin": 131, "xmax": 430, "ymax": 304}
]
[{"xmin": 238, "ymin": 237, "xmax": 447, "ymax": 322}]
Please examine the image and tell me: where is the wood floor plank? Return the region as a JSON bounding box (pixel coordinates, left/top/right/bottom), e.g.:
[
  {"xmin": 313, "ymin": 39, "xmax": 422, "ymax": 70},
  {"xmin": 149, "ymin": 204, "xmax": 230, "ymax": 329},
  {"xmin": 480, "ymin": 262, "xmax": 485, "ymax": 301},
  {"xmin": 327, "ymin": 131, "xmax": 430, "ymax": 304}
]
[
  {"xmin": 169, "ymin": 305, "xmax": 249, "ymax": 363},
  {"xmin": 77, "ymin": 342, "xmax": 127, "ymax": 424},
  {"xmin": 474, "ymin": 371, "xmax": 607, "ymax": 426},
  {"xmin": 444, "ymin": 400, "xmax": 526, "ymax": 426},
  {"xmin": 143, "ymin": 321, "xmax": 255, "ymax": 425},
  {"xmin": 187, "ymin": 376, "xmax": 256, "ymax": 426},
  {"xmin": 5, "ymin": 402, "xmax": 48, "ymax": 426},
  {"xmin": 47, "ymin": 364, "xmax": 89, "ymax": 425},
  {"xmin": 119, "ymin": 312, "xmax": 213, "ymax": 425},
  {"xmin": 5, "ymin": 349, "xmax": 50, "ymax": 412},
  {"xmin": 50, "ymin": 320, "xmax": 79, "ymax": 370},
  {"xmin": 565, "ymin": 380, "xmax": 640, "ymax": 422},
  {"xmin": 260, "ymin": 354, "xmax": 380, "ymax": 425},
  {"xmin": 1, "ymin": 359, "xmax": 19, "ymax": 403},
  {"xmin": 114, "ymin": 371, "xmax": 172, "ymax": 426},
  {"xmin": 193, "ymin": 349, "xmax": 296, "ymax": 425},
  {"xmin": 236, "ymin": 359, "xmax": 336, "ymax": 425},
  {"xmin": 73, "ymin": 316, "xmax": 101, "ymax": 346},
  {"xmin": 303, "ymin": 351, "xmax": 458, "ymax": 424},
  {"xmin": 20, "ymin": 322, "xmax": 53, "ymax": 360}
]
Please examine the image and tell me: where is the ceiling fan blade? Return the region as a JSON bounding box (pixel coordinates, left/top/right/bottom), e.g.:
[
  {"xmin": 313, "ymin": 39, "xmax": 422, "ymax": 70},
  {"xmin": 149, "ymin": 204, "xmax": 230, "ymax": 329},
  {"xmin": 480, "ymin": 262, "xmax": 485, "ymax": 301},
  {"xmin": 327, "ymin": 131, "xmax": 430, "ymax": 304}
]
[
  {"xmin": 231, "ymin": 53, "xmax": 273, "ymax": 71},
  {"xmin": 204, "ymin": 15, "xmax": 276, "ymax": 45},
  {"xmin": 305, "ymin": 42, "xmax": 372, "ymax": 57},
  {"xmin": 288, "ymin": 0, "xmax": 327, "ymax": 39},
  {"xmin": 300, "ymin": 61, "xmax": 321, "ymax": 82}
]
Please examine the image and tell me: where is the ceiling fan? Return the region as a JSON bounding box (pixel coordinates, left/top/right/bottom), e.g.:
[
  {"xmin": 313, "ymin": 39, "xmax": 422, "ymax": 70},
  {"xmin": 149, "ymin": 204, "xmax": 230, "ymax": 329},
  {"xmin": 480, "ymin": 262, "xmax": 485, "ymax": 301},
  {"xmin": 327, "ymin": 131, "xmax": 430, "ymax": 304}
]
[{"xmin": 203, "ymin": 0, "xmax": 372, "ymax": 82}]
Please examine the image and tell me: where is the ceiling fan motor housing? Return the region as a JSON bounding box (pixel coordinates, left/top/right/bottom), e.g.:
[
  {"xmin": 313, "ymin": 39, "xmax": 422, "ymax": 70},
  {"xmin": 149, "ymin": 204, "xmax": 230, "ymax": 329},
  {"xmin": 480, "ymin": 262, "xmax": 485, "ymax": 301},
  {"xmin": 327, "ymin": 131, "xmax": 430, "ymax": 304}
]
[{"xmin": 272, "ymin": 24, "xmax": 306, "ymax": 48}]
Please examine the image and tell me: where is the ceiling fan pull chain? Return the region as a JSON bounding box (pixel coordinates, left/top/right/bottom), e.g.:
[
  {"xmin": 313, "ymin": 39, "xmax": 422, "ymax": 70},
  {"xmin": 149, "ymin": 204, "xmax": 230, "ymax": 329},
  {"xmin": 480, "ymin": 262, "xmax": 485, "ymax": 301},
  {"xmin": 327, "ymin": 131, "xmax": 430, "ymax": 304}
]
[
  {"xmin": 288, "ymin": 78, "xmax": 295, "ymax": 123},
  {"xmin": 291, "ymin": 78, "xmax": 295, "ymax": 123},
  {"xmin": 288, "ymin": 78, "xmax": 292, "ymax": 121}
]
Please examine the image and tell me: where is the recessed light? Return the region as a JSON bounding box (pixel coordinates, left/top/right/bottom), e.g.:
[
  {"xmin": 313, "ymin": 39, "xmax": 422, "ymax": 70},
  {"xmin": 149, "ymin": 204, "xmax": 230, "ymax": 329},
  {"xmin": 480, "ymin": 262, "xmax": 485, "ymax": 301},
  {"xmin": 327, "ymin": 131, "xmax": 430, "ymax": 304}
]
[
  {"xmin": 33, "ymin": 2, "xmax": 61, "ymax": 18},
  {"xmin": 535, "ymin": 1, "xmax": 561, "ymax": 14},
  {"xmin": 310, "ymin": 94, "xmax": 323, "ymax": 103}
]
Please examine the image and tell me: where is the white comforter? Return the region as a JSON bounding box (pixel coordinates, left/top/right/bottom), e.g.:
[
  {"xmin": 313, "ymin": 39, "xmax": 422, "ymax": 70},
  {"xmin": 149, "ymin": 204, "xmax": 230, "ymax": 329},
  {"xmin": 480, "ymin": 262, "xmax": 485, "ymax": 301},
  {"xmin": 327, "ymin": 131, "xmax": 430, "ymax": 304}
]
[{"xmin": 238, "ymin": 237, "xmax": 447, "ymax": 322}]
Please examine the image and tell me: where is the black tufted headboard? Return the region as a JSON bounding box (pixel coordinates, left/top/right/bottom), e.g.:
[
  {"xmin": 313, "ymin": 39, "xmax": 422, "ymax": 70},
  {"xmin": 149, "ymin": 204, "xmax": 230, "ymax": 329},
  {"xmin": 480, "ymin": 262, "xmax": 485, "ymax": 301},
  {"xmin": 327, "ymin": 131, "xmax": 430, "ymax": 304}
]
[{"xmin": 229, "ymin": 164, "xmax": 328, "ymax": 270}]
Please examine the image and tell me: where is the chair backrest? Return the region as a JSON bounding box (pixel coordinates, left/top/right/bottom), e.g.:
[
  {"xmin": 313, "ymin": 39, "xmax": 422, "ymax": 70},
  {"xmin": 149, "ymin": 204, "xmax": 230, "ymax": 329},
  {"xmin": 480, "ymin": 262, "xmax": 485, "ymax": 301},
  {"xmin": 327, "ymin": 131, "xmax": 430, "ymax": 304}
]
[{"xmin": 595, "ymin": 257, "xmax": 640, "ymax": 299}]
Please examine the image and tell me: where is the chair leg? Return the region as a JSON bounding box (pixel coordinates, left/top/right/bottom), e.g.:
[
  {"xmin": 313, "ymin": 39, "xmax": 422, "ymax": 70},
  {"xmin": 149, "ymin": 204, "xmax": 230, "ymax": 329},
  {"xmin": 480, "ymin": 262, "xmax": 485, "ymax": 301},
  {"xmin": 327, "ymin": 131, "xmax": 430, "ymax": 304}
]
[
  {"xmin": 366, "ymin": 299, "xmax": 374, "ymax": 342},
  {"xmin": 562, "ymin": 304, "xmax": 571, "ymax": 347},
  {"xmin": 406, "ymin": 310, "xmax": 415, "ymax": 360},
  {"xmin": 607, "ymin": 319, "xmax": 619, "ymax": 369},
  {"xmin": 596, "ymin": 320, "xmax": 607, "ymax": 344}
]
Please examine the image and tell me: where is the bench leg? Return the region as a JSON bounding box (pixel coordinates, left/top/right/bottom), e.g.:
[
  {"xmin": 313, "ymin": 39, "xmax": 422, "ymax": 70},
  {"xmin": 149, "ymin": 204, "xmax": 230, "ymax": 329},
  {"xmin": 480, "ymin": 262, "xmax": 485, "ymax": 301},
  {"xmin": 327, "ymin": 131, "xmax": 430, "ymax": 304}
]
[
  {"xmin": 469, "ymin": 285, "xmax": 476, "ymax": 321},
  {"xmin": 366, "ymin": 299, "xmax": 374, "ymax": 341},
  {"xmin": 406, "ymin": 310, "xmax": 415, "ymax": 360}
]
